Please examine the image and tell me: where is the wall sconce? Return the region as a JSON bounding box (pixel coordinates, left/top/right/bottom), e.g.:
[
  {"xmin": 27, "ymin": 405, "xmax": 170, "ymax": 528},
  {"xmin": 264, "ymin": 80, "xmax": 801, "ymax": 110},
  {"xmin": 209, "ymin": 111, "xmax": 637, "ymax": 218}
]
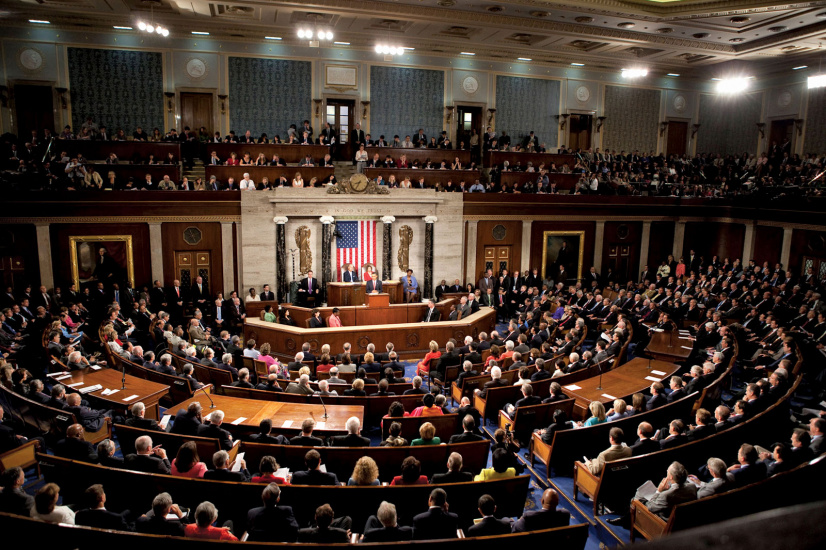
[
  {"xmin": 794, "ymin": 118, "xmax": 804, "ymax": 136},
  {"xmin": 691, "ymin": 123, "xmax": 700, "ymax": 138},
  {"xmin": 756, "ymin": 122, "xmax": 766, "ymax": 139},
  {"xmin": 218, "ymin": 94, "xmax": 228, "ymax": 114},
  {"xmin": 164, "ymin": 92, "xmax": 175, "ymax": 113},
  {"xmin": 487, "ymin": 108, "xmax": 496, "ymax": 124},
  {"xmin": 55, "ymin": 87, "xmax": 68, "ymax": 110},
  {"xmin": 445, "ymin": 105, "xmax": 454, "ymax": 124},
  {"xmin": 0, "ymin": 86, "xmax": 8, "ymax": 108},
  {"xmin": 595, "ymin": 116, "xmax": 607, "ymax": 133},
  {"xmin": 361, "ymin": 101, "xmax": 370, "ymax": 119},
  {"xmin": 659, "ymin": 121, "xmax": 669, "ymax": 137},
  {"xmin": 313, "ymin": 99, "xmax": 322, "ymax": 118},
  {"xmin": 556, "ymin": 113, "xmax": 570, "ymax": 130}
]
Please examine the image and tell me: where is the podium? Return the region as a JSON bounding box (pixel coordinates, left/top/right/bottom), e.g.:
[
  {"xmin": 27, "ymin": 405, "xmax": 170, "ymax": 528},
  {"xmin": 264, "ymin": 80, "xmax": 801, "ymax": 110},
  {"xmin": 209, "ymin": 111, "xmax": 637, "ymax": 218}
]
[{"xmin": 366, "ymin": 293, "xmax": 390, "ymax": 308}]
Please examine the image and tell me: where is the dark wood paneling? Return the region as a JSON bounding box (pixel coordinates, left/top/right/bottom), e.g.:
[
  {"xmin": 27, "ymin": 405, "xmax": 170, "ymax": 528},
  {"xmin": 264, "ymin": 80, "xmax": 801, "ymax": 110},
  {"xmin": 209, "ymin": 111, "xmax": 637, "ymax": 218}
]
[
  {"xmin": 49, "ymin": 223, "xmax": 152, "ymax": 290},
  {"xmin": 365, "ymin": 147, "xmax": 471, "ymax": 166},
  {"xmin": 601, "ymin": 221, "xmax": 642, "ymax": 283},
  {"xmin": 530, "ymin": 222, "xmax": 595, "ymax": 282},
  {"xmin": 161, "ymin": 222, "xmax": 224, "ymax": 292},
  {"xmin": 683, "ymin": 222, "xmax": 745, "ymax": 266},
  {"xmin": 646, "ymin": 221, "xmax": 675, "ymax": 273},
  {"xmin": 0, "ymin": 224, "xmax": 40, "ymax": 288},
  {"xmin": 790, "ymin": 228, "xmax": 826, "ymax": 275},
  {"xmin": 500, "ymin": 172, "xmax": 580, "ymax": 191},
  {"xmin": 475, "ymin": 221, "xmax": 522, "ymax": 282},
  {"xmin": 59, "ymin": 141, "xmax": 180, "ymax": 162},
  {"xmin": 201, "ymin": 144, "xmax": 329, "ymax": 164},
  {"xmin": 205, "ymin": 166, "xmax": 334, "ymax": 186},
  {"xmin": 363, "ymin": 168, "xmax": 481, "ymax": 188},
  {"xmin": 754, "ymin": 225, "xmax": 784, "ymax": 267}
]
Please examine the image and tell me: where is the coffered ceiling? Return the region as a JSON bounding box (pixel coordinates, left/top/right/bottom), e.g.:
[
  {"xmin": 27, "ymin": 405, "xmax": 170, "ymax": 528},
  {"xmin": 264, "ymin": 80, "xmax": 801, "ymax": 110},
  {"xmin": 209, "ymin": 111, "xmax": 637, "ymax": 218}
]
[{"xmin": 4, "ymin": 0, "xmax": 826, "ymax": 76}]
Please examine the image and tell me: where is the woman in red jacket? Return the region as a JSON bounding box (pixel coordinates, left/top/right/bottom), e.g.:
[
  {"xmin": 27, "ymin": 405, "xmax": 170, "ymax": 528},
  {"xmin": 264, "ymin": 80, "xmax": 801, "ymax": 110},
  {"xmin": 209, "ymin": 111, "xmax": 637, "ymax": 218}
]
[{"xmin": 416, "ymin": 340, "xmax": 441, "ymax": 378}]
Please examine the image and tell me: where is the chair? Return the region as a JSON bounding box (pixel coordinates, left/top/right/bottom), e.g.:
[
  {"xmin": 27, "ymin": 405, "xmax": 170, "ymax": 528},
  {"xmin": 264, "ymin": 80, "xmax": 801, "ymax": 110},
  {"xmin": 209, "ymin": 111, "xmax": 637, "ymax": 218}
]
[{"xmin": 418, "ymin": 357, "xmax": 440, "ymax": 389}]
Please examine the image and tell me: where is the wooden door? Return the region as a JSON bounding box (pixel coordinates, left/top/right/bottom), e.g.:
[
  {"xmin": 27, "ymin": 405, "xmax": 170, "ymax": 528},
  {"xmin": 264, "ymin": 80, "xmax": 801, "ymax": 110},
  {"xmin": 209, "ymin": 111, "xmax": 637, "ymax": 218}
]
[
  {"xmin": 180, "ymin": 93, "xmax": 213, "ymax": 135},
  {"xmin": 0, "ymin": 256, "xmax": 26, "ymax": 289},
  {"xmin": 326, "ymin": 99, "xmax": 355, "ymax": 160},
  {"xmin": 802, "ymin": 256, "xmax": 826, "ymax": 282},
  {"xmin": 666, "ymin": 121, "xmax": 688, "ymax": 156},
  {"xmin": 14, "ymin": 84, "xmax": 54, "ymax": 142},
  {"xmin": 769, "ymin": 119, "xmax": 794, "ymax": 151},
  {"xmin": 456, "ymin": 105, "xmax": 482, "ymax": 154},
  {"xmin": 568, "ymin": 114, "xmax": 592, "ymax": 151},
  {"xmin": 606, "ymin": 244, "xmax": 632, "ymax": 283},
  {"xmin": 484, "ymin": 246, "xmax": 511, "ymax": 277},
  {"xmin": 174, "ymin": 251, "xmax": 211, "ymax": 293}
]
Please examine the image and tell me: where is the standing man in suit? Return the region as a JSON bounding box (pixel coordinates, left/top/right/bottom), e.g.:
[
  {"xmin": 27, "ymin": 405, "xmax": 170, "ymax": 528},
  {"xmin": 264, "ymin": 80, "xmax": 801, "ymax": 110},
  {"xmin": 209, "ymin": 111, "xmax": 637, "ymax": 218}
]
[
  {"xmin": 350, "ymin": 124, "xmax": 365, "ymax": 149},
  {"xmin": 190, "ymin": 276, "xmax": 209, "ymax": 310},
  {"xmin": 297, "ymin": 270, "xmax": 321, "ymax": 307},
  {"xmin": 342, "ymin": 265, "xmax": 360, "ymax": 283},
  {"xmin": 412, "ymin": 489, "xmax": 458, "ymax": 540},
  {"xmin": 166, "ymin": 279, "xmax": 185, "ymax": 325},
  {"xmin": 477, "ymin": 269, "xmax": 495, "ymax": 296},
  {"xmin": 259, "ymin": 284, "xmax": 275, "ymax": 301},
  {"xmin": 512, "ymin": 489, "xmax": 570, "ymax": 532},
  {"xmin": 365, "ymin": 271, "xmax": 383, "ymax": 294},
  {"xmin": 422, "ymin": 300, "xmax": 441, "ymax": 322}
]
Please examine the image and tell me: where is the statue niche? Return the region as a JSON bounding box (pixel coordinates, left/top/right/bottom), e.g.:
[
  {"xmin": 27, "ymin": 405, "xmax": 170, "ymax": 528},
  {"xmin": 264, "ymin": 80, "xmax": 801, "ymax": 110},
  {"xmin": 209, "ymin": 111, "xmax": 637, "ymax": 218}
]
[
  {"xmin": 295, "ymin": 225, "xmax": 312, "ymax": 276},
  {"xmin": 397, "ymin": 225, "xmax": 413, "ymax": 272}
]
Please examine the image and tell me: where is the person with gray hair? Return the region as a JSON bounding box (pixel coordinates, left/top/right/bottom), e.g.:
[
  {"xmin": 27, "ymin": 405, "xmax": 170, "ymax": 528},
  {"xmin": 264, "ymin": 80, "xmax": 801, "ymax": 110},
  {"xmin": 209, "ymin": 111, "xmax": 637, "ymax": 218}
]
[
  {"xmin": 610, "ymin": 461, "xmax": 697, "ymax": 527},
  {"xmin": 315, "ymin": 379, "xmax": 338, "ymax": 396},
  {"xmin": 135, "ymin": 492, "xmax": 186, "ymax": 535},
  {"xmin": 196, "ymin": 409, "xmax": 233, "ymax": 450},
  {"xmin": 231, "ymin": 367, "xmax": 254, "ymax": 388},
  {"xmin": 124, "ymin": 435, "xmax": 171, "ymax": 474},
  {"xmin": 688, "ymin": 458, "xmax": 730, "ymax": 498},
  {"xmin": 456, "ymin": 360, "xmax": 478, "ymax": 388},
  {"xmin": 186, "ymin": 500, "xmax": 238, "ymax": 540},
  {"xmin": 329, "ymin": 416, "xmax": 370, "ymax": 447},
  {"xmin": 403, "ymin": 376, "xmax": 426, "ymax": 395},
  {"xmin": 96, "ymin": 438, "xmax": 123, "ymax": 468},
  {"xmin": 203, "ymin": 450, "xmax": 249, "ymax": 482},
  {"xmin": 285, "ymin": 373, "xmax": 314, "ymax": 395},
  {"xmin": 476, "ymin": 366, "xmax": 506, "ymax": 398},
  {"xmin": 362, "ymin": 500, "xmax": 413, "ymax": 542},
  {"xmin": 431, "ymin": 452, "xmax": 473, "ymax": 484},
  {"xmin": 124, "ymin": 401, "xmax": 161, "ymax": 431}
]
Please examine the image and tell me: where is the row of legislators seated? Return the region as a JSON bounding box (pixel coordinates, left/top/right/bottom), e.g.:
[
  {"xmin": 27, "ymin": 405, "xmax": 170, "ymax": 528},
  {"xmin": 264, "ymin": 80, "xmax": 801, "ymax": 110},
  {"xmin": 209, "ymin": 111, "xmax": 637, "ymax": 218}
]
[{"xmin": 1, "ymin": 243, "xmax": 825, "ymax": 546}]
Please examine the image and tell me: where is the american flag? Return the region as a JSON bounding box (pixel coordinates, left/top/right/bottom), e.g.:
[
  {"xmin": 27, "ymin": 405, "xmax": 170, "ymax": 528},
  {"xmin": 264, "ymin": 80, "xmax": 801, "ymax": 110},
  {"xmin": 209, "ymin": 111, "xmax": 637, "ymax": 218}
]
[{"xmin": 336, "ymin": 220, "xmax": 377, "ymax": 281}]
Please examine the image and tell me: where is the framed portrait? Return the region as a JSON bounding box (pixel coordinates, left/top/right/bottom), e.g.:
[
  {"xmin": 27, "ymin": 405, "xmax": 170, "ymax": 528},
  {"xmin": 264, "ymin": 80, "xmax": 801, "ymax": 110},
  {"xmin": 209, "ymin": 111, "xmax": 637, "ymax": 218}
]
[
  {"xmin": 541, "ymin": 231, "xmax": 584, "ymax": 284},
  {"xmin": 69, "ymin": 235, "xmax": 135, "ymax": 290}
]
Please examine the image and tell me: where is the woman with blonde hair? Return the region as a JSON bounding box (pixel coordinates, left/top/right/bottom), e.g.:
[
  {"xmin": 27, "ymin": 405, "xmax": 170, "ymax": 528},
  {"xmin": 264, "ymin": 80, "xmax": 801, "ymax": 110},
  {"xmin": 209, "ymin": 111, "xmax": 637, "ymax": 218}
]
[
  {"xmin": 31, "ymin": 483, "xmax": 75, "ymax": 524},
  {"xmin": 416, "ymin": 340, "xmax": 441, "ymax": 378},
  {"xmin": 606, "ymin": 399, "xmax": 631, "ymax": 421},
  {"xmin": 410, "ymin": 421, "xmax": 441, "ymax": 446},
  {"xmin": 292, "ymin": 172, "xmax": 304, "ymax": 187},
  {"xmin": 347, "ymin": 456, "xmax": 380, "ymax": 485},
  {"xmin": 579, "ymin": 401, "xmax": 607, "ymax": 427}
]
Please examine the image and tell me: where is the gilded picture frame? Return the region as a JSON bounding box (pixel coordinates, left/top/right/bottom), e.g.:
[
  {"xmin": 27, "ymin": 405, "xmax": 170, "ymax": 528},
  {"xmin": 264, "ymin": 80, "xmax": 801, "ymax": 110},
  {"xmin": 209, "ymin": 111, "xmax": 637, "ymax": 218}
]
[
  {"xmin": 69, "ymin": 235, "xmax": 135, "ymax": 290},
  {"xmin": 541, "ymin": 231, "xmax": 584, "ymax": 284}
]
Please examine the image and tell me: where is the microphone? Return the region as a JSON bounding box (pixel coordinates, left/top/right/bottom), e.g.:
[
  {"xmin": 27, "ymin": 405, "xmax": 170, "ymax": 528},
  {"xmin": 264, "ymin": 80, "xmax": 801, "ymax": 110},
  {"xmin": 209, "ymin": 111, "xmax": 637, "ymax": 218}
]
[
  {"xmin": 595, "ymin": 358, "xmax": 604, "ymax": 391},
  {"xmin": 199, "ymin": 385, "xmax": 216, "ymax": 409},
  {"xmin": 317, "ymin": 392, "xmax": 329, "ymax": 420},
  {"xmin": 121, "ymin": 364, "xmax": 126, "ymax": 390}
]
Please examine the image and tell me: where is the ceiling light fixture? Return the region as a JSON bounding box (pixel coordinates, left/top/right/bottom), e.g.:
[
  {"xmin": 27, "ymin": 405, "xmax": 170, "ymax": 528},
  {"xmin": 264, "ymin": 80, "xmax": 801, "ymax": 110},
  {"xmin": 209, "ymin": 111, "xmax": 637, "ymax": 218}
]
[
  {"xmin": 808, "ymin": 74, "xmax": 826, "ymax": 89},
  {"xmin": 113, "ymin": 26, "xmax": 133, "ymax": 30},
  {"xmin": 571, "ymin": 63, "xmax": 585, "ymax": 66},
  {"xmin": 136, "ymin": 3, "xmax": 168, "ymax": 37},
  {"xmin": 716, "ymin": 77, "xmax": 751, "ymax": 94},
  {"xmin": 375, "ymin": 44, "xmax": 406, "ymax": 55},
  {"xmin": 297, "ymin": 28, "xmax": 333, "ymax": 41},
  {"xmin": 191, "ymin": 31, "xmax": 209, "ymax": 35},
  {"xmin": 518, "ymin": 57, "xmax": 532, "ymax": 61},
  {"xmin": 264, "ymin": 36, "xmax": 282, "ymax": 40},
  {"xmin": 29, "ymin": 20, "xmax": 50, "ymax": 24},
  {"xmin": 792, "ymin": 65, "xmax": 808, "ymax": 70},
  {"xmin": 621, "ymin": 68, "xmax": 648, "ymax": 78},
  {"xmin": 334, "ymin": 41, "xmax": 350, "ymax": 45},
  {"xmin": 667, "ymin": 73, "xmax": 680, "ymax": 77},
  {"xmin": 460, "ymin": 52, "xmax": 476, "ymax": 56}
]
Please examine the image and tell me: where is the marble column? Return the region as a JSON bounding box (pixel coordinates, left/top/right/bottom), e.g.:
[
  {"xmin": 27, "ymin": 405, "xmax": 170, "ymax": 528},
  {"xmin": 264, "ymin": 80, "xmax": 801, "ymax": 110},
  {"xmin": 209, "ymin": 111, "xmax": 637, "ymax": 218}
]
[
  {"xmin": 423, "ymin": 216, "xmax": 437, "ymax": 300},
  {"xmin": 780, "ymin": 227, "xmax": 793, "ymax": 270},
  {"xmin": 742, "ymin": 222, "xmax": 757, "ymax": 264},
  {"xmin": 274, "ymin": 216, "xmax": 288, "ymax": 302},
  {"xmin": 465, "ymin": 220, "xmax": 478, "ymax": 283},
  {"xmin": 639, "ymin": 221, "xmax": 652, "ymax": 277},
  {"xmin": 320, "ymin": 216, "xmax": 335, "ymax": 298},
  {"xmin": 35, "ymin": 223, "xmax": 54, "ymax": 289},
  {"xmin": 220, "ymin": 222, "xmax": 234, "ymax": 295},
  {"xmin": 673, "ymin": 221, "xmax": 686, "ymax": 259},
  {"xmin": 235, "ymin": 222, "xmax": 243, "ymax": 293},
  {"xmin": 521, "ymin": 220, "xmax": 532, "ymax": 271},
  {"xmin": 593, "ymin": 220, "xmax": 605, "ymax": 273},
  {"xmin": 381, "ymin": 216, "xmax": 395, "ymax": 282},
  {"xmin": 148, "ymin": 222, "xmax": 164, "ymax": 284}
]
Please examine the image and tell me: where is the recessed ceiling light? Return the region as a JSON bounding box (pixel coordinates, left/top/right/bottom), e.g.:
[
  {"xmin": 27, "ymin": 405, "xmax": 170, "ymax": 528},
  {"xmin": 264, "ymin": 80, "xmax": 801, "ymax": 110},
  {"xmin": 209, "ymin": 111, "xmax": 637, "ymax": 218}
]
[
  {"xmin": 403, "ymin": 47, "xmax": 415, "ymax": 50},
  {"xmin": 793, "ymin": 65, "xmax": 808, "ymax": 70},
  {"xmin": 518, "ymin": 57, "xmax": 532, "ymax": 61},
  {"xmin": 667, "ymin": 73, "xmax": 680, "ymax": 77},
  {"xmin": 334, "ymin": 41, "xmax": 350, "ymax": 45},
  {"xmin": 809, "ymin": 74, "xmax": 826, "ymax": 89},
  {"xmin": 191, "ymin": 31, "xmax": 209, "ymax": 35},
  {"xmin": 113, "ymin": 26, "xmax": 133, "ymax": 30},
  {"xmin": 29, "ymin": 19, "xmax": 50, "ymax": 24},
  {"xmin": 264, "ymin": 36, "xmax": 282, "ymax": 40},
  {"xmin": 460, "ymin": 52, "xmax": 476, "ymax": 56},
  {"xmin": 571, "ymin": 63, "xmax": 585, "ymax": 66},
  {"xmin": 711, "ymin": 78, "xmax": 721, "ymax": 81}
]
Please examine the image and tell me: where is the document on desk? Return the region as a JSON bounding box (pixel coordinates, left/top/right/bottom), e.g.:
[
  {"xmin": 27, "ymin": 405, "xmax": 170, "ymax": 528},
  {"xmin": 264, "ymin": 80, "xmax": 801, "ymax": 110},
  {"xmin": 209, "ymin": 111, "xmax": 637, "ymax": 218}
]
[
  {"xmin": 231, "ymin": 417, "xmax": 247, "ymax": 425},
  {"xmin": 644, "ymin": 376, "xmax": 662, "ymax": 382},
  {"xmin": 66, "ymin": 382, "xmax": 83, "ymax": 387},
  {"xmin": 601, "ymin": 393, "xmax": 617, "ymax": 400},
  {"xmin": 122, "ymin": 394, "xmax": 139, "ymax": 402},
  {"xmin": 681, "ymin": 346, "xmax": 694, "ymax": 350},
  {"xmin": 281, "ymin": 420, "xmax": 293, "ymax": 428},
  {"xmin": 564, "ymin": 384, "xmax": 582, "ymax": 391},
  {"xmin": 650, "ymin": 370, "xmax": 666, "ymax": 376},
  {"xmin": 315, "ymin": 422, "xmax": 326, "ymax": 429}
]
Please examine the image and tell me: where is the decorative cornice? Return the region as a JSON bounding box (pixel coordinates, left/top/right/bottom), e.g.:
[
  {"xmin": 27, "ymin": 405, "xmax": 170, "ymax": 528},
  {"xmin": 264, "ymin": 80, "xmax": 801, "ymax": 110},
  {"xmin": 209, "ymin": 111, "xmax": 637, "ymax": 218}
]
[
  {"xmin": 0, "ymin": 216, "xmax": 241, "ymax": 224},
  {"xmin": 462, "ymin": 214, "xmax": 826, "ymax": 231}
]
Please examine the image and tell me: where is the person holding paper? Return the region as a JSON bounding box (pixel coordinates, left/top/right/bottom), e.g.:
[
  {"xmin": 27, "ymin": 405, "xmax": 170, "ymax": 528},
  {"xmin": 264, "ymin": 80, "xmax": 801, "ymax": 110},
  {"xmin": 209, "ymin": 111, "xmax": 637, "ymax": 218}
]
[
  {"xmin": 196, "ymin": 409, "xmax": 233, "ymax": 450},
  {"xmin": 251, "ymin": 455, "xmax": 290, "ymax": 484},
  {"xmin": 203, "ymin": 450, "xmax": 249, "ymax": 482},
  {"xmin": 584, "ymin": 427, "xmax": 631, "ymax": 475}
]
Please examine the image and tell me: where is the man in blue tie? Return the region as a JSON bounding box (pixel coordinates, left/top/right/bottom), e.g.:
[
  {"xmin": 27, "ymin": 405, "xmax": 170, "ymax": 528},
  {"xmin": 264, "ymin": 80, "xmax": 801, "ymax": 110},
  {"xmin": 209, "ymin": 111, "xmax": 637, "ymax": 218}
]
[
  {"xmin": 343, "ymin": 264, "xmax": 359, "ymax": 283},
  {"xmin": 213, "ymin": 298, "xmax": 225, "ymax": 332},
  {"xmin": 298, "ymin": 271, "xmax": 320, "ymax": 307}
]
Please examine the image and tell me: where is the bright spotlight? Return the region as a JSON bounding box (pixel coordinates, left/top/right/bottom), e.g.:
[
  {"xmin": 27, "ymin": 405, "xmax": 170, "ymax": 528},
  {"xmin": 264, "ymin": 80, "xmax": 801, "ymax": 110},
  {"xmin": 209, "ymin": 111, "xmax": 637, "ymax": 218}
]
[
  {"xmin": 808, "ymin": 74, "xmax": 826, "ymax": 89},
  {"xmin": 716, "ymin": 77, "xmax": 750, "ymax": 94},
  {"xmin": 138, "ymin": 21, "xmax": 146, "ymax": 30},
  {"xmin": 621, "ymin": 68, "xmax": 648, "ymax": 78},
  {"xmin": 325, "ymin": 31, "xmax": 333, "ymax": 40},
  {"xmin": 146, "ymin": 25, "xmax": 155, "ymax": 33},
  {"xmin": 297, "ymin": 29, "xmax": 306, "ymax": 39}
]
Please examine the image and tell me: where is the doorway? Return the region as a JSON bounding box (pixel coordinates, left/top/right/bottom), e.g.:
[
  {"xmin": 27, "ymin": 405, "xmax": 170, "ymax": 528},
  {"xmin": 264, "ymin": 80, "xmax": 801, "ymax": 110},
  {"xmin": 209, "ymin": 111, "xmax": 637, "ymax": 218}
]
[
  {"xmin": 605, "ymin": 244, "xmax": 633, "ymax": 283},
  {"xmin": 568, "ymin": 114, "xmax": 592, "ymax": 152},
  {"xmin": 666, "ymin": 121, "xmax": 688, "ymax": 156},
  {"xmin": 483, "ymin": 245, "xmax": 511, "ymax": 277},
  {"xmin": 14, "ymin": 84, "xmax": 54, "ymax": 142},
  {"xmin": 326, "ymin": 99, "xmax": 355, "ymax": 160},
  {"xmin": 769, "ymin": 119, "xmax": 795, "ymax": 152},
  {"xmin": 456, "ymin": 105, "xmax": 483, "ymax": 161},
  {"xmin": 180, "ymin": 92, "xmax": 214, "ymax": 136}
]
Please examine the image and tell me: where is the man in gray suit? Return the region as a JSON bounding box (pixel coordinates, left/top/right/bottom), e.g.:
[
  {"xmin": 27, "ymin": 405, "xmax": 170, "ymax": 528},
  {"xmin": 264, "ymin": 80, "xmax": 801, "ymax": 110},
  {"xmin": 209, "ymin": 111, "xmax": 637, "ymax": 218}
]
[
  {"xmin": 639, "ymin": 462, "xmax": 698, "ymax": 518},
  {"xmin": 688, "ymin": 457, "xmax": 730, "ymax": 498}
]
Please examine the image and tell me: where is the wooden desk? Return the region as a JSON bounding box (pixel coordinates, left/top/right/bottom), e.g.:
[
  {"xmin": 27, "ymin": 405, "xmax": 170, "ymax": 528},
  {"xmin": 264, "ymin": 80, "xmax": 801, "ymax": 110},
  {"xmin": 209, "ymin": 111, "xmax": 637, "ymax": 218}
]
[
  {"xmin": 499, "ymin": 171, "xmax": 580, "ymax": 192},
  {"xmin": 645, "ymin": 330, "xmax": 694, "ymax": 363},
  {"xmin": 201, "ymin": 143, "xmax": 329, "ymax": 164},
  {"xmin": 484, "ymin": 151, "xmax": 576, "ymax": 169},
  {"xmin": 59, "ymin": 141, "xmax": 181, "ymax": 162},
  {"xmin": 560, "ymin": 358, "xmax": 678, "ymax": 420},
  {"xmin": 363, "ymin": 168, "xmax": 481, "ymax": 188},
  {"xmin": 244, "ymin": 305, "xmax": 496, "ymax": 361},
  {"xmin": 56, "ymin": 163, "xmax": 181, "ymax": 184},
  {"xmin": 326, "ymin": 281, "xmax": 402, "ymax": 306},
  {"xmin": 366, "ymin": 293, "xmax": 390, "ymax": 307},
  {"xmin": 166, "ymin": 393, "xmax": 362, "ymax": 435},
  {"xmin": 56, "ymin": 367, "xmax": 169, "ymax": 419},
  {"xmin": 365, "ymin": 146, "xmax": 471, "ymax": 166},
  {"xmin": 204, "ymin": 165, "xmax": 334, "ymax": 186}
]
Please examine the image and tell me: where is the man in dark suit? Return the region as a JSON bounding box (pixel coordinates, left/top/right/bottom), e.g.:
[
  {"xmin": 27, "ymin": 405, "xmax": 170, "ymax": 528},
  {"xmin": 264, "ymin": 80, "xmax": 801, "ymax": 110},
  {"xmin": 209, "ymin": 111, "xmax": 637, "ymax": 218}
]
[
  {"xmin": 249, "ymin": 418, "xmax": 290, "ymax": 445},
  {"xmin": 422, "ymin": 300, "xmax": 441, "ymax": 322},
  {"xmin": 456, "ymin": 397, "xmax": 483, "ymax": 430},
  {"xmin": 342, "ymin": 265, "xmax": 359, "ymax": 283},
  {"xmin": 0, "ymin": 467, "xmax": 34, "ymax": 516},
  {"xmin": 366, "ymin": 275, "xmax": 383, "ymax": 294},
  {"xmin": 189, "ymin": 276, "xmax": 209, "ymax": 311},
  {"xmin": 75, "ymin": 485, "xmax": 132, "ymax": 531},
  {"xmin": 455, "ymin": 361, "xmax": 479, "ymax": 389},
  {"xmin": 362, "ymin": 501, "xmax": 413, "ymax": 542},
  {"xmin": 297, "ymin": 504, "xmax": 350, "ymax": 543},
  {"xmin": 512, "ymin": 488, "xmax": 570, "ymax": 533},
  {"xmin": 123, "ymin": 435, "xmax": 171, "ymax": 474},
  {"xmin": 134, "ymin": 493, "xmax": 185, "ymax": 536},
  {"xmin": 467, "ymin": 495, "xmax": 513, "ymax": 537},
  {"xmin": 629, "ymin": 422, "xmax": 660, "ymax": 456},
  {"xmin": 54, "ymin": 423, "xmax": 98, "ymax": 462},
  {"xmin": 297, "ymin": 270, "xmax": 321, "ymax": 307},
  {"xmin": 413, "ymin": 488, "xmax": 458, "ymax": 540},
  {"xmin": 726, "ymin": 444, "xmax": 767, "ymax": 487},
  {"xmin": 65, "ymin": 393, "xmax": 110, "ymax": 433},
  {"xmin": 259, "ymin": 284, "xmax": 275, "ymax": 301},
  {"xmin": 203, "ymin": 449, "xmax": 250, "ymax": 481},
  {"xmin": 329, "ymin": 416, "xmax": 370, "ymax": 447},
  {"xmin": 448, "ymin": 415, "xmax": 486, "ymax": 443},
  {"xmin": 687, "ymin": 408, "xmax": 717, "ymax": 441},
  {"xmin": 476, "ymin": 366, "xmax": 506, "ymax": 399},
  {"xmin": 350, "ymin": 124, "xmax": 365, "ymax": 148},
  {"xmin": 196, "ymin": 409, "xmax": 234, "ymax": 450},
  {"xmin": 166, "ymin": 279, "xmax": 185, "ymax": 324},
  {"xmin": 646, "ymin": 382, "xmax": 667, "ymax": 410},
  {"xmin": 291, "ymin": 449, "xmax": 340, "ymax": 485},
  {"xmin": 168, "ymin": 401, "xmax": 202, "ymax": 436},
  {"xmin": 667, "ymin": 376, "xmax": 687, "ymax": 403},
  {"xmin": 430, "ymin": 452, "xmax": 474, "ymax": 484},
  {"xmin": 124, "ymin": 402, "xmax": 161, "ymax": 431},
  {"xmin": 246, "ymin": 483, "xmax": 299, "ymax": 542},
  {"xmin": 658, "ymin": 420, "xmax": 688, "ymax": 450},
  {"xmin": 290, "ymin": 419, "xmax": 325, "ymax": 446}
]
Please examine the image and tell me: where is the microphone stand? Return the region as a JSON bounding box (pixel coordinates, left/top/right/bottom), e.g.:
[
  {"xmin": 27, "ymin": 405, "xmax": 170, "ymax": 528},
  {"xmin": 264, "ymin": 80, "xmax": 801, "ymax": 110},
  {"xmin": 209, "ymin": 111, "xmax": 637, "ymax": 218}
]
[
  {"xmin": 595, "ymin": 360, "xmax": 604, "ymax": 391},
  {"xmin": 317, "ymin": 393, "xmax": 329, "ymax": 420},
  {"xmin": 121, "ymin": 365, "xmax": 127, "ymax": 390},
  {"xmin": 199, "ymin": 385, "xmax": 216, "ymax": 409}
]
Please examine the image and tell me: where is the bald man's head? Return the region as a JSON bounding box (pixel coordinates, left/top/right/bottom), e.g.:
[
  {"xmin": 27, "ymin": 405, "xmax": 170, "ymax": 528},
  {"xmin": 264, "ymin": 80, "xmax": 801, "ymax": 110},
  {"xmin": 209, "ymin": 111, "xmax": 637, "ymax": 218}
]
[
  {"xmin": 66, "ymin": 423, "xmax": 85, "ymax": 439},
  {"xmin": 541, "ymin": 488, "xmax": 559, "ymax": 510}
]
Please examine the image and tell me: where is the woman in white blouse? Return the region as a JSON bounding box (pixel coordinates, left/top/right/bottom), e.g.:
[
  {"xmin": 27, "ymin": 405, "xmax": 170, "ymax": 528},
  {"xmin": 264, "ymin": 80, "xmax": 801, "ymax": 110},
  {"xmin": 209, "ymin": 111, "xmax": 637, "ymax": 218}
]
[
  {"xmin": 31, "ymin": 483, "xmax": 75, "ymax": 525},
  {"xmin": 400, "ymin": 176, "xmax": 412, "ymax": 188},
  {"xmin": 246, "ymin": 288, "xmax": 260, "ymax": 303},
  {"xmin": 355, "ymin": 145, "xmax": 368, "ymax": 174},
  {"xmin": 292, "ymin": 172, "xmax": 304, "ymax": 187}
]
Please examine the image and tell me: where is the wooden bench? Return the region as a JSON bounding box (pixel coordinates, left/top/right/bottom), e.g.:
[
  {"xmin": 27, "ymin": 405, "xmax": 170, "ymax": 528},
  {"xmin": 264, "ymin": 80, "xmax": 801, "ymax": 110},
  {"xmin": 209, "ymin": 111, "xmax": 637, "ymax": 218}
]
[
  {"xmin": 119, "ymin": 358, "xmax": 208, "ymax": 405},
  {"xmin": 0, "ymin": 440, "xmax": 40, "ymax": 475},
  {"xmin": 114, "ymin": 423, "xmax": 239, "ymax": 464},
  {"xmin": 380, "ymin": 413, "xmax": 461, "ymax": 443},
  {"xmin": 497, "ymin": 399, "xmax": 576, "ymax": 441},
  {"xmin": 192, "ymin": 362, "xmax": 235, "ymax": 393},
  {"xmin": 0, "ymin": 511, "xmax": 589, "ymax": 550},
  {"xmin": 450, "ymin": 369, "xmax": 518, "ymax": 407},
  {"xmin": 37, "ymin": 453, "xmax": 532, "ymax": 531}
]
